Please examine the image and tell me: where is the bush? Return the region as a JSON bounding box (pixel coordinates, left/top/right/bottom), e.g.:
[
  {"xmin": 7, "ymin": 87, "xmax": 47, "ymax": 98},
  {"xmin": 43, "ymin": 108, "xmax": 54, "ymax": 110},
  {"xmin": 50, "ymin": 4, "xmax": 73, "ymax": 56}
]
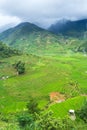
[
  {"xmin": 14, "ymin": 61, "xmax": 25, "ymax": 74},
  {"xmin": 17, "ymin": 112, "xmax": 33, "ymax": 128},
  {"xmin": 35, "ymin": 111, "xmax": 76, "ymax": 130},
  {"xmin": 76, "ymin": 101, "xmax": 87, "ymax": 122},
  {"xmin": 26, "ymin": 97, "xmax": 40, "ymax": 115},
  {"xmin": 0, "ymin": 41, "xmax": 20, "ymax": 58}
]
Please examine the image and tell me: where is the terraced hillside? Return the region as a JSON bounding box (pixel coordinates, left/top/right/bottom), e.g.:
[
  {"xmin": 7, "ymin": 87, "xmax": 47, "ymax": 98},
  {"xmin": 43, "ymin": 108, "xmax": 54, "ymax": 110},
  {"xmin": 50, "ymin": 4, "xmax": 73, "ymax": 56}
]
[
  {"xmin": 0, "ymin": 22, "xmax": 87, "ymax": 129},
  {"xmin": 0, "ymin": 53, "xmax": 87, "ymax": 110}
]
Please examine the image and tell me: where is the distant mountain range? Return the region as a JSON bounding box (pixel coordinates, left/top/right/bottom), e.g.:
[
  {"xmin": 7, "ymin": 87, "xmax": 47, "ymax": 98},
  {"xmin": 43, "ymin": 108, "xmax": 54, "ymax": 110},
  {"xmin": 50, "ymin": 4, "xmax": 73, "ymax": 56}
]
[
  {"xmin": 0, "ymin": 20, "xmax": 87, "ymax": 54},
  {"xmin": 48, "ymin": 19, "xmax": 87, "ymax": 37}
]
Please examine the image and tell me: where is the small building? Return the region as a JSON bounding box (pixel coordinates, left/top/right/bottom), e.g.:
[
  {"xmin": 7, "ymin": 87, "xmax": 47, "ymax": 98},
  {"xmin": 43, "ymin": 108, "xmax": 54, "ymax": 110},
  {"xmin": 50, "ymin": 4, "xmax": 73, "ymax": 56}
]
[{"xmin": 69, "ymin": 109, "xmax": 76, "ymax": 120}]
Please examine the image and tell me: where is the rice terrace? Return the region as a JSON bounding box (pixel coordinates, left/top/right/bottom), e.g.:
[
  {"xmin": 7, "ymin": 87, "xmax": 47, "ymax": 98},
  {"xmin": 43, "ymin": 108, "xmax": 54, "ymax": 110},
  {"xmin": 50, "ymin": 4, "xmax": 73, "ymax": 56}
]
[{"xmin": 0, "ymin": 0, "xmax": 87, "ymax": 129}]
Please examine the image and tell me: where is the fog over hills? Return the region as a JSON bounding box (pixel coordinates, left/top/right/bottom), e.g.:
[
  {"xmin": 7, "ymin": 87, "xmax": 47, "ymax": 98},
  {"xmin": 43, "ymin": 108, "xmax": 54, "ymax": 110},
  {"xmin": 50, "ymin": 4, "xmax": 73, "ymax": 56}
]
[
  {"xmin": 1, "ymin": 20, "xmax": 87, "ymax": 54},
  {"xmin": 48, "ymin": 19, "xmax": 87, "ymax": 37}
]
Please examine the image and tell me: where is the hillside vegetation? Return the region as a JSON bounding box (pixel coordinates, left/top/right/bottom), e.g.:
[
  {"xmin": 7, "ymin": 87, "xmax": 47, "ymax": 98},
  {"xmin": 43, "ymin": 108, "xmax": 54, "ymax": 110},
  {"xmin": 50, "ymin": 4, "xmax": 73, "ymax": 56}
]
[
  {"xmin": 0, "ymin": 22, "xmax": 87, "ymax": 129},
  {"xmin": 49, "ymin": 19, "xmax": 87, "ymax": 37},
  {"xmin": 0, "ymin": 22, "xmax": 87, "ymax": 54},
  {"xmin": 0, "ymin": 41, "xmax": 20, "ymax": 58},
  {"xmin": 0, "ymin": 22, "xmax": 63, "ymax": 54},
  {"xmin": 0, "ymin": 53, "xmax": 87, "ymax": 129}
]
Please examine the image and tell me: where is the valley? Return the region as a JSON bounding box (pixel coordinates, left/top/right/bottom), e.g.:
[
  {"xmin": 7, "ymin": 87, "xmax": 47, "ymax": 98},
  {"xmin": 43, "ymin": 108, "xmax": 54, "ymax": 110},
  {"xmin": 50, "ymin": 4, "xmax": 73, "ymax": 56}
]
[
  {"xmin": 0, "ymin": 52, "xmax": 87, "ymax": 129},
  {"xmin": 0, "ymin": 22, "xmax": 87, "ymax": 129}
]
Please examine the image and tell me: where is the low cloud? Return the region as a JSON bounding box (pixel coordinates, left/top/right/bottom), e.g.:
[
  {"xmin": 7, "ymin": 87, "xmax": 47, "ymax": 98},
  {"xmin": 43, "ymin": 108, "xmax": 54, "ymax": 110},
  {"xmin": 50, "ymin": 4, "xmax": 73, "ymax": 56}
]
[
  {"xmin": 0, "ymin": 0, "xmax": 87, "ymax": 28},
  {"xmin": 0, "ymin": 13, "xmax": 21, "ymax": 27}
]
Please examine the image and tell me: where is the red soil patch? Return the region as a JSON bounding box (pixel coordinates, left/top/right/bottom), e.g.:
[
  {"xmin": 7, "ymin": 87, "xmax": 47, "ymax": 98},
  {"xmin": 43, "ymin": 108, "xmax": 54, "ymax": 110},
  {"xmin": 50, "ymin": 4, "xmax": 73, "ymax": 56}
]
[{"xmin": 50, "ymin": 92, "xmax": 65, "ymax": 103}]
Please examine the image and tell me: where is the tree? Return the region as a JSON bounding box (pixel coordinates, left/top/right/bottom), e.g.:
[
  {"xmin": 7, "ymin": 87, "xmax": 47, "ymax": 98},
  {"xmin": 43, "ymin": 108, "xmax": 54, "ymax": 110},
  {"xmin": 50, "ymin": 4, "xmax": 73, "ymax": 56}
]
[
  {"xmin": 14, "ymin": 61, "xmax": 25, "ymax": 75},
  {"xmin": 17, "ymin": 101, "xmax": 76, "ymax": 130},
  {"xmin": 26, "ymin": 97, "xmax": 40, "ymax": 115},
  {"xmin": 17, "ymin": 112, "xmax": 34, "ymax": 128},
  {"xmin": 35, "ymin": 111, "xmax": 64, "ymax": 130},
  {"xmin": 35, "ymin": 111, "xmax": 76, "ymax": 130},
  {"xmin": 76, "ymin": 101, "xmax": 87, "ymax": 122},
  {"xmin": 0, "ymin": 41, "xmax": 21, "ymax": 58}
]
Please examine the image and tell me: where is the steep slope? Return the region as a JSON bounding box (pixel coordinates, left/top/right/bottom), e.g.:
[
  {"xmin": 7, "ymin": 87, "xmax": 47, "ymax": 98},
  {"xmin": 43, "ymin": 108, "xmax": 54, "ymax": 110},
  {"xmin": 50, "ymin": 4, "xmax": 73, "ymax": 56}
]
[
  {"xmin": 49, "ymin": 19, "xmax": 87, "ymax": 38},
  {"xmin": 0, "ymin": 22, "xmax": 63, "ymax": 55},
  {"xmin": 1, "ymin": 21, "xmax": 87, "ymax": 54}
]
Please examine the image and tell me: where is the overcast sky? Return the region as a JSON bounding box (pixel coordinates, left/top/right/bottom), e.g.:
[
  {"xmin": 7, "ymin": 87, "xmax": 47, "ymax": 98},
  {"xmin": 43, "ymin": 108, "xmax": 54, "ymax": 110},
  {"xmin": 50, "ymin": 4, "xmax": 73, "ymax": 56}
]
[{"xmin": 0, "ymin": 0, "xmax": 87, "ymax": 29}]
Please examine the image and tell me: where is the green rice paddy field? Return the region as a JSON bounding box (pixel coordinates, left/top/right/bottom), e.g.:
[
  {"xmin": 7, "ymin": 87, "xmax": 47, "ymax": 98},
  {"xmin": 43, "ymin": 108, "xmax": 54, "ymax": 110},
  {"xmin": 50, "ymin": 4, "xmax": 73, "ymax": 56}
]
[{"xmin": 0, "ymin": 53, "xmax": 87, "ymax": 129}]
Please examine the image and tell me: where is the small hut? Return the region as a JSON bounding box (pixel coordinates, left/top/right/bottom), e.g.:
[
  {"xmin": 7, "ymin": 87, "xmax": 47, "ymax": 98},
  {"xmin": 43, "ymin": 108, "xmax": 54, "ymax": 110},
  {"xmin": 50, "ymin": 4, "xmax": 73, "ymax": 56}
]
[{"xmin": 69, "ymin": 109, "xmax": 76, "ymax": 120}]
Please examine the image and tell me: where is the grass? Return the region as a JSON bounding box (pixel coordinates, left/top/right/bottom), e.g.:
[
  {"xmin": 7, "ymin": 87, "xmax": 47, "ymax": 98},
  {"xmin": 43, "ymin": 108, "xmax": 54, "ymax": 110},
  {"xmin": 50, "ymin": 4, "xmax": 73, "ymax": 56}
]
[
  {"xmin": 49, "ymin": 96, "xmax": 87, "ymax": 118},
  {"xmin": 0, "ymin": 53, "xmax": 87, "ymax": 129},
  {"xmin": 0, "ymin": 53, "xmax": 87, "ymax": 114}
]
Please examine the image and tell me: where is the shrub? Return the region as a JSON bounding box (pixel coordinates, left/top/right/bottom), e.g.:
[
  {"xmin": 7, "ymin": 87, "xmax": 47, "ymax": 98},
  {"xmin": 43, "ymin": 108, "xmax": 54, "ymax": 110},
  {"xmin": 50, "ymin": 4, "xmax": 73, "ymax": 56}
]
[
  {"xmin": 26, "ymin": 97, "xmax": 40, "ymax": 115},
  {"xmin": 14, "ymin": 61, "xmax": 25, "ymax": 74},
  {"xmin": 17, "ymin": 112, "xmax": 33, "ymax": 128},
  {"xmin": 35, "ymin": 111, "xmax": 76, "ymax": 130},
  {"xmin": 76, "ymin": 101, "xmax": 87, "ymax": 123}
]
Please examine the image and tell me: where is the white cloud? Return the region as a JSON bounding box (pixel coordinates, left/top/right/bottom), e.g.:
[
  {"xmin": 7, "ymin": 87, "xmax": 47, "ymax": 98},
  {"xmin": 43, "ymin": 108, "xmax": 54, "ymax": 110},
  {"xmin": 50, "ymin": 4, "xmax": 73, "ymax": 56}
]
[
  {"xmin": 0, "ymin": 13, "xmax": 21, "ymax": 27},
  {"xmin": 0, "ymin": 0, "xmax": 87, "ymax": 28}
]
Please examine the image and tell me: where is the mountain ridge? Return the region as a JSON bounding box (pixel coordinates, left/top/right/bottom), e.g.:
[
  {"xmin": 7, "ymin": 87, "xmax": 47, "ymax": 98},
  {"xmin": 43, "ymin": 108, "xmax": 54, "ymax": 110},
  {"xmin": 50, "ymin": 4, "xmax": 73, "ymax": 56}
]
[
  {"xmin": 48, "ymin": 19, "xmax": 87, "ymax": 37},
  {"xmin": 0, "ymin": 22, "xmax": 62, "ymax": 54},
  {"xmin": 0, "ymin": 21, "xmax": 87, "ymax": 54}
]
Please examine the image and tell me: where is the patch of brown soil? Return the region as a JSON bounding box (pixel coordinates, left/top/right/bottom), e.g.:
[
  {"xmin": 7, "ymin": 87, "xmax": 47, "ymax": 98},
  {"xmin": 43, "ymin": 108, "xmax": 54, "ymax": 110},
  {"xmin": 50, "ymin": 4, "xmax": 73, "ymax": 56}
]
[{"xmin": 50, "ymin": 92, "xmax": 65, "ymax": 103}]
